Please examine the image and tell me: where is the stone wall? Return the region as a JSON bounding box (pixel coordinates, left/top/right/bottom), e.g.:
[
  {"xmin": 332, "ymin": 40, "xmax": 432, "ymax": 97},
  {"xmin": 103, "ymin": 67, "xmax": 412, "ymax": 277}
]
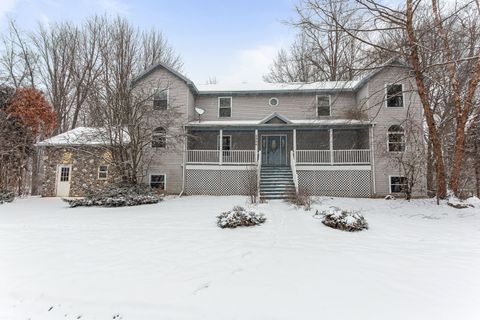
[{"xmin": 41, "ymin": 146, "xmax": 120, "ymax": 197}]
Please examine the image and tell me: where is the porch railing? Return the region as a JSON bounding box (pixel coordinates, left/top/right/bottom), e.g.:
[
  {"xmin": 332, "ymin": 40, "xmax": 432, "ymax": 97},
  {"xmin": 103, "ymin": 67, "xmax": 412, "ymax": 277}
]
[
  {"xmin": 187, "ymin": 150, "xmax": 256, "ymax": 164},
  {"xmin": 186, "ymin": 149, "xmax": 370, "ymax": 165},
  {"xmin": 296, "ymin": 149, "xmax": 370, "ymax": 165}
]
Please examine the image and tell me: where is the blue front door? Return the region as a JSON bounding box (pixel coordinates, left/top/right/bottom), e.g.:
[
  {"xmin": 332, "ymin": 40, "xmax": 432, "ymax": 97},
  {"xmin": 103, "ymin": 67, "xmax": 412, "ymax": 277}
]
[{"xmin": 262, "ymin": 135, "xmax": 287, "ymax": 166}]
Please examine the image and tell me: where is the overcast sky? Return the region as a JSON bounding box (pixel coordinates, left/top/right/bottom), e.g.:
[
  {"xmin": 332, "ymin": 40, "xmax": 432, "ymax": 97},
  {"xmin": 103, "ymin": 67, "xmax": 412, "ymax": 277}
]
[{"xmin": 0, "ymin": 0, "xmax": 298, "ymax": 84}]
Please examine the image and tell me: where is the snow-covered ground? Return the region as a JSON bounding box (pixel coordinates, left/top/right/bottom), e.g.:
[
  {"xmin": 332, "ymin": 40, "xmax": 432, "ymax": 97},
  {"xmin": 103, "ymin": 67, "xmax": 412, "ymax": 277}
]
[{"xmin": 0, "ymin": 196, "xmax": 479, "ymax": 320}]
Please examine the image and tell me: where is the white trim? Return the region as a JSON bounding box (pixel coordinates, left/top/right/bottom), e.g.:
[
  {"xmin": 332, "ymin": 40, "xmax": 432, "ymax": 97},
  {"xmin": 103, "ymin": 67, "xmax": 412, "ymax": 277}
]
[
  {"xmin": 388, "ymin": 175, "xmax": 407, "ymax": 193},
  {"xmin": 218, "ymin": 96, "xmax": 232, "ymax": 118},
  {"xmin": 269, "ymin": 97, "xmax": 279, "ymax": 107},
  {"xmin": 384, "ymin": 83, "xmax": 405, "ymax": 108},
  {"xmin": 150, "ymin": 173, "xmax": 167, "ymax": 192},
  {"xmin": 316, "ymin": 94, "xmax": 331, "ymax": 117},
  {"xmin": 186, "ymin": 165, "xmax": 256, "ymax": 170},
  {"xmin": 296, "ymin": 165, "xmax": 371, "ymax": 171},
  {"xmin": 97, "ymin": 164, "xmax": 109, "ymax": 180}
]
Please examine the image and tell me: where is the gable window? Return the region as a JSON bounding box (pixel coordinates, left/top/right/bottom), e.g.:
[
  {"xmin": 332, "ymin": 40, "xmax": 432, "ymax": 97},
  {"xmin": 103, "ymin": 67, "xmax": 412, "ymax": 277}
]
[
  {"xmin": 218, "ymin": 97, "xmax": 232, "ymax": 117},
  {"xmin": 98, "ymin": 165, "xmax": 108, "ymax": 180},
  {"xmin": 150, "ymin": 174, "xmax": 166, "ymax": 190},
  {"xmin": 152, "ymin": 127, "xmax": 166, "ymax": 148},
  {"xmin": 153, "ymin": 89, "xmax": 168, "ymax": 110},
  {"xmin": 390, "ymin": 176, "xmax": 407, "ymax": 193},
  {"xmin": 316, "ymin": 95, "xmax": 331, "ymax": 116},
  {"xmin": 388, "ymin": 125, "xmax": 405, "ymax": 152},
  {"xmin": 269, "ymin": 97, "xmax": 279, "ymax": 107},
  {"xmin": 386, "ymin": 84, "xmax": 403, "ymax": 108}
]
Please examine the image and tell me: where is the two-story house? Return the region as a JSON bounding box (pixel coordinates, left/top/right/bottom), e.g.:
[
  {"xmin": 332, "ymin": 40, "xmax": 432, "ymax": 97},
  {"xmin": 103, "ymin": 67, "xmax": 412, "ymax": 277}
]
[{"xmin": 38, "ymin": 58, "xmax": 427, "ymax": 200}]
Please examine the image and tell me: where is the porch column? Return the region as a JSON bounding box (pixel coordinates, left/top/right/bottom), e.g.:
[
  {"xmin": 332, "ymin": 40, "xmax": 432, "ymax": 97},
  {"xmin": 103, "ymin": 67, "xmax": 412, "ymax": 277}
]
[
  {"xmin": 254, "ymin": 129, "xmax": 258, "ymax": 163},
  {"xmin": 293, "ymin": 129, "xmax": 297, "ymax": 155},
  {"xmin": 329, "ymin": 129, "xmax": 334, "ymax": 165},
  {"xmin": 219, "ymin": 129, "xmax": 223, "ymax": 165}
]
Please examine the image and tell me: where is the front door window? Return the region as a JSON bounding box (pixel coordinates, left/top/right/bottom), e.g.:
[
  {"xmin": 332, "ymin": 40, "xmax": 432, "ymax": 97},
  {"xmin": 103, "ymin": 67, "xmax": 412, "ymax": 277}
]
[{"xmin": 261, "ymin": 135, "xmax": 287, "ymax": 166}]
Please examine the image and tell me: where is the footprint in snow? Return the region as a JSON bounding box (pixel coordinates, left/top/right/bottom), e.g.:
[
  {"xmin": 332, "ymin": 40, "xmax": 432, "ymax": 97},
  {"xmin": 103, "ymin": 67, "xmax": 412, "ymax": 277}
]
[{"xmin": 193, "ymin": 282, "xmax": 211, "ymax": 295}]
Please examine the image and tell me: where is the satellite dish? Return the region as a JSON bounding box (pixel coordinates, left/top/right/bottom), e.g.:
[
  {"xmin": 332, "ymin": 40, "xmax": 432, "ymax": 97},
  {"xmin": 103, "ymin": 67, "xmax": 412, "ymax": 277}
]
[{"xmin": 195, "ymin": 107, "xmax": 205, "ymax": 115}]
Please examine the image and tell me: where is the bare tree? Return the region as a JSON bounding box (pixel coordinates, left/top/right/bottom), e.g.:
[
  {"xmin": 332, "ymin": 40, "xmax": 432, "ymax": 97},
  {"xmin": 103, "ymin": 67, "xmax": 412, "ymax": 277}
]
[{"xmin": 265, "ymin": 0, "xmax": 368, "ymax": 83}]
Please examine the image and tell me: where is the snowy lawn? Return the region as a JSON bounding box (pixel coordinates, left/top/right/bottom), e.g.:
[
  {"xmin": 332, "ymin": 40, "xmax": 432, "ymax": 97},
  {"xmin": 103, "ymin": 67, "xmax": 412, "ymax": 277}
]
[{"xmin": 1, "ymin": 196, "xmax": 479, "ymax": 320}]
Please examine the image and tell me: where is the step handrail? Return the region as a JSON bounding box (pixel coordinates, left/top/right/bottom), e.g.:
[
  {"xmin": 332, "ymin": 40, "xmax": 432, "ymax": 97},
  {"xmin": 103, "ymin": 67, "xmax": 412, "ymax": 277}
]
[
  {"xmin": 290, "ymin": 150, "xmax": 299, "ymax": 194},
  {"xmin": 257, "ymin": 151, "xmax": 261, "ymax": 202}
]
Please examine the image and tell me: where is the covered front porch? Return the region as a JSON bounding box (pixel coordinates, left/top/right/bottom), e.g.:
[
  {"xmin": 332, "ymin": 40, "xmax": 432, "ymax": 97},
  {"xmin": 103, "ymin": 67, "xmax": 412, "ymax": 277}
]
[{"xmin": 186, "ymin": 126, "xmax": 372, "ymax": 166}]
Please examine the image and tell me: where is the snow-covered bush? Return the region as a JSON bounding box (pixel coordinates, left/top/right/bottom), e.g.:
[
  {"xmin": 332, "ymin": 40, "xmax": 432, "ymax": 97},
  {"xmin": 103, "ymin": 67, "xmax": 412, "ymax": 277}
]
[
  {"xmin": 63, "ymin": 183, "xmax": 162, "ymax": 208},
  {"xmin": 447, "ymin": 194, "xmax": 474, "ymax": 209},
  {"xmin": 384, "ymin": 195, "xmax": 396, "ymax": 200},
  {"xmin": 217, "ymin": 206, "xmax": 266, "ymax": 228},
  {"xmin": 0, "ymin": 190, "xmax": 14, "ymax": 204},
  {"xmin": 320, "ymin": 207, "xmax": 368, "ymax": 232}
]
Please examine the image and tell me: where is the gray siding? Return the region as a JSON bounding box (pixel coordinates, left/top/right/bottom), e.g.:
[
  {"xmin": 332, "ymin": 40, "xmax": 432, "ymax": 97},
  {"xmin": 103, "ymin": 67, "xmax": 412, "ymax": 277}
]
[{"xmin": 136, "ymin": 64, "xmax": 427, "ymax": 197}]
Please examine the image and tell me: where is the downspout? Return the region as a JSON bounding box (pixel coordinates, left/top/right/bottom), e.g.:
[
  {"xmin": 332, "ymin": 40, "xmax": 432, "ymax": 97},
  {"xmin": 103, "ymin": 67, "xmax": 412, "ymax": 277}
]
[
  {"xmin": 179, "ymin": 124, "xmax": 187, "ymax": 197},
  {"xmin": 179, "ymin": 86, "xmax": 190, "ymax": 197},
  {"xmin": 370, "ymin": 124, "xmax": 376, "ymax": 196}
]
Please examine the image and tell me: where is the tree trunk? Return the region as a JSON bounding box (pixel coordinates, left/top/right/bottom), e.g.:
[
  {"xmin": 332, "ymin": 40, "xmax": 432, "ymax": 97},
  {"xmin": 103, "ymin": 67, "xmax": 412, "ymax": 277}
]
[{"xmin": 406, "ymin": 0, "xmax": 447, "ymax": 198}]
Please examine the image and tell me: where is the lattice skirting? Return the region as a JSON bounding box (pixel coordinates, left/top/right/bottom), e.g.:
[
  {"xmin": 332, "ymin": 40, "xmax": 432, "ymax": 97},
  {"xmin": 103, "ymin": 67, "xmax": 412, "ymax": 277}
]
[
  {"xmin": 297, "ymin": 170, "xmax": 372, "ymax": 197},
  {"xmin": 186, "ymin": 169, "xmax": 257, "ymax": 195}
]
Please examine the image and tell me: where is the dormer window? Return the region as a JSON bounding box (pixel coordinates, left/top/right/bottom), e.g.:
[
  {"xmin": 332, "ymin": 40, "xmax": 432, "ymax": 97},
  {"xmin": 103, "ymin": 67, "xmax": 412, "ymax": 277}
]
[
  {"xmin": 218, "ymin": 97, "xmax": 232, "ymax": 117},
  {"xmin": 316, "ymin": 95, "xmax": 331, "ymax": 116},
  {"xmin": 153, "ymin": 89, "xmax": 168, "ymax": 110},
  {"xmin": 386, "ymin": 84, "xmax": 403, "ymax": 108}
]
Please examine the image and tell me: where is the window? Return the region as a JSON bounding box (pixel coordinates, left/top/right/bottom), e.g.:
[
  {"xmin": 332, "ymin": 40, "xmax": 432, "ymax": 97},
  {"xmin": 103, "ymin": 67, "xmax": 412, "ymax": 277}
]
[
  {"xmin": 152, "ymin": 127, "xmax": 166, "ymax": 148},
  {"xmin": 390, "ymin": 176, "xmax": 407, "ymax": 193},
  {"xmin": 217, "ymin": 135, "xmax": 232, "ymax": 151},
  {"xmin": 153, "ymin": 89, "xmax": 168, "ymax": 110},
  {"xmin": 388, "ymin": 125, "xmax": 405, "ymax": 152},
  {"xmin": 386, "ymin": 84, "xmax": 403, "ymax": 108},
  {"xmin": 60, "ymin": 167, "xmax": 70, "ymax": 182},
  {"xmin": 98, "ymin": 165, "xmax": 108, "ymax": 180},
  {"xmin": 218, "ymin": 97, "xmax": 232, "ymax": 117},
  {"xmin": 150, "ymin": 174, "xmax": 165, "ymax": 190},
  {"xmin": 316, "ymin": 95, "xmax": 331, "ymax": 116},
  {"xmin": 269, "ymin": 97, "xmax": 279, "ymax": 107}
]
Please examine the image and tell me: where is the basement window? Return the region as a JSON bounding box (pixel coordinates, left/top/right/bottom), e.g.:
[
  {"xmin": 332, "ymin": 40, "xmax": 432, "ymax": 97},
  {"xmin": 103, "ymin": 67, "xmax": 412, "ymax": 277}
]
[
  {"xmin": 150, "ymin": 174, "xmax": 165, "ymax": 190},
  {"xmin": 389, "ymin": 176, "xmax": 407, "ymax": 193}
]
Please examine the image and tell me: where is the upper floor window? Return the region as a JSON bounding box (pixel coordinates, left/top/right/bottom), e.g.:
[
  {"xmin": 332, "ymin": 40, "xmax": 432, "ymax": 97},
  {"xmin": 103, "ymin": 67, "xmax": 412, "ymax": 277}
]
[
  {"xmin": 218, "ymin": 97, "xmax": 232, "ymax": 117},
  {"xmin": 153, "ymin": 89, "xmax": 168, "ymax": 110},
  {"xmin": 386, "ymin": 84, "xmax": 403, "ymax": 108},
  {"xmin": 388, "ymin": 125, "xmax": 405, "ymax": 152},
  {"xmin": 152, "ymin": 127, "xmax": 166, "ymax": 148},
  {"xmin": 316, "ymin": 95, "xmax": 331, "ymax": 116},
  {"xmin": 98, "ymin": 165, "xmax": 108, "ymax": 180}
]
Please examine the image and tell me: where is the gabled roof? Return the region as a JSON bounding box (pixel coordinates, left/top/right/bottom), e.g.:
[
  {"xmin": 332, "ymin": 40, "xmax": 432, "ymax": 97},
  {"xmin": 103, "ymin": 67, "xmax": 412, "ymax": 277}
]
[
  {"xmin": 354, "ymin": 57, "xmax": 410, "ymax": 90},
  {"xmin": 132, "ymin": 61, "xmax": 198, "ymax": 93},
  {"xmin": 260, "ymin": 112, "xmax": 292, "ymax": 124},
  {"xmin": 37, "ymin": 127, "xmax": 130, "ymax": 146}
]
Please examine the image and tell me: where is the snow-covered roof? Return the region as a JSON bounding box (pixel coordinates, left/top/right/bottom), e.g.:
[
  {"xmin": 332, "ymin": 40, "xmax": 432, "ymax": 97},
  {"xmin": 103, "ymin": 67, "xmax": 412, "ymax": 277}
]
[
  {"xmin": 196, "ymin": 81, "xmax": 359, "ymax": 94},
  {"xmin": 37, "ymin": 127, "xmax": 130, "ymax": 146}
]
